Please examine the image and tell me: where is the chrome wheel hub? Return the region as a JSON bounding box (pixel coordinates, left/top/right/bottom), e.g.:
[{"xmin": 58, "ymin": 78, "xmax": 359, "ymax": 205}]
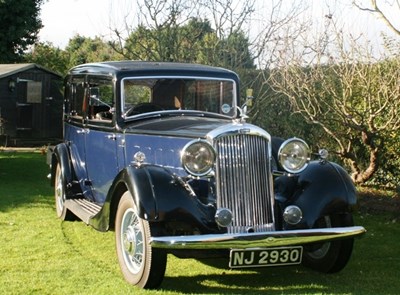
[
  {"xmin": 123, "ymin": 226, "xmax": 137, "ymax": 256},
  {"xmin": 120, "ymin": 208, "xmax": 144, "ymax": 274}
]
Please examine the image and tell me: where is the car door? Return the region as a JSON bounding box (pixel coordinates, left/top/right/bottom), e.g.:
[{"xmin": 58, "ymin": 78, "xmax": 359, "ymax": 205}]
[
  {"xmin": 64, "ymin": 76, "xmax": 94, "ymax": 200},
  {"xmin": 84, "ymin": 76, "xmax": 119, "ymax": 204}
]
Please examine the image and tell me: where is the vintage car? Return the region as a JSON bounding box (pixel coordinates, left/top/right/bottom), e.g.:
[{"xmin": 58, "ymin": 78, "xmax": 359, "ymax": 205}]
[{"xmin": 48, "ymin": 61, "xmax": 365, "ymax": 289}]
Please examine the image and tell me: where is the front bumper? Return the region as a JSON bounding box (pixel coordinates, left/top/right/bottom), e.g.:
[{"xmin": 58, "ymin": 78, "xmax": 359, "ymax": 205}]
[{"xmin": 150, "ymin": 226, "xmax": 366, "ymax": 249}]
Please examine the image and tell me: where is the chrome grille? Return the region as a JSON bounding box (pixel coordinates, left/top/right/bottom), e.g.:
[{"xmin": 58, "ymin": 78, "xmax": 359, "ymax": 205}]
[{"xmin": 214, "ymin": 133, "xmax": 274, "ymax": 234}]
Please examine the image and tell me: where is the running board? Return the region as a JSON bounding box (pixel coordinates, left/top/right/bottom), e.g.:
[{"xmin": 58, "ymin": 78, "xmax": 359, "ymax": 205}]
[{"xmin": 65, "ymin": 199, "xmax": 102, "ymax": 224}]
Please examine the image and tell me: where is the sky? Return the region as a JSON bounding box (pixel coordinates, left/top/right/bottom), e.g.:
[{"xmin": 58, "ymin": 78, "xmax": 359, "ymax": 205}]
[
  {"xmin": 38, "ymin": 0, "xmax": 400, "ymax": 50},
  {"xmin": 38, "ymin": 0, "xmax": 113, "ymax": 48}
]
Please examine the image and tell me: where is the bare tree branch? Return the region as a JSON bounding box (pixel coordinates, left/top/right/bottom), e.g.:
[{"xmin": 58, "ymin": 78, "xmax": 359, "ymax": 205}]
[{"xmin": 353, "ymin": 0, "xmax": 400, "ymax": 36}]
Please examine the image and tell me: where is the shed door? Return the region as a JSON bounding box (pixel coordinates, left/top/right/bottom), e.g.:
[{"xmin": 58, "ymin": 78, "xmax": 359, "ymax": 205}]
[{"xmin": 16, "ymin": 103, "xmax": 33, "ymax": 131}]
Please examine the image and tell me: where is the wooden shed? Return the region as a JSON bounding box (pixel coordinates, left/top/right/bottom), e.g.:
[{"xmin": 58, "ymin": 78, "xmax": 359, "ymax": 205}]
[{"xmin": 0, "ymin": 63, "xmax": 63, "ymax": 146}]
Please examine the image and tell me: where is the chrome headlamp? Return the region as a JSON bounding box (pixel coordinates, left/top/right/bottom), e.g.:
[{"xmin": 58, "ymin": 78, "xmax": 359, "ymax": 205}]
[
  {"xmin": 181, "ymin": 140, "xmax": 216, "ymax": 176},
  {"xmin": 278, "ymin": 138, "xmax": 310, "ymax": 173}
]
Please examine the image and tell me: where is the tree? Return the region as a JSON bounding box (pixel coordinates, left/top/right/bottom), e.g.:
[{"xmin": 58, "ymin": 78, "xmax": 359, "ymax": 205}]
[
  {"xmin": 0, "ymin": 0, "xmax": 44, "ymax": 63},
  {"xmin": 24, "ymin": 36, "xmax": 124, "ymax": 76},
  {"xmin": 268, "ymin": 24, "xmax": 400, "ymax": 184},
  {"xmin": 110, "ymin": 0, "xmax": 200, "ymax": 61},
  {"xmin": 247, "ymin": 69, "xmax": 323, "ymax": 142},
  {"xmin": 108, "ymin": 0, "xmax": 259, "ymax": 68},
  {"xmin": 120, "ymin": 19, "xmax": 215, "ymax": 63},
  {"xmin": 351, "ymin": 1, "xmax": 400, "ymax": 186},
  {"xmin": 216, "ymin": 30, "xmax": 255, "ymax": 70},
  {"xmin": 107, "ymin": 0, "xmax": 308, "ymax": 125},
  {"xmin": 353, "ymin": 0, "xmax": 400, "ymax": 36},
  {"xmin": 24, "ymin": 42, "xmax": 70, "ymax": 76},
  {"xmin": 65, "ymin": 35, "xmax": 124, "ymax": 68}
]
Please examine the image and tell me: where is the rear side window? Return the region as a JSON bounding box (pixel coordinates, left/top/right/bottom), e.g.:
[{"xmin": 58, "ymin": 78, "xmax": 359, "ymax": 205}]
[
  {"xmin": 64, "ymin": 76, "xmax": 114, "ymax": 122},
  {"xmin": 64, "ymin": 76, "xmax": 86, "ymax": 119}
]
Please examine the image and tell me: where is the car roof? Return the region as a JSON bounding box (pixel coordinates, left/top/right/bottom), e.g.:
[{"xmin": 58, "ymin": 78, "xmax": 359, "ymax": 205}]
[{"xmin": 68, "ymin": 61, "xmax": 238, "ymax": 80}]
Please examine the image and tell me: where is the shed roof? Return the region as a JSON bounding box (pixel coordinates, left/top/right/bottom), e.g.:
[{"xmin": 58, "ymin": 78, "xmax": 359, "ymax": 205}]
[{"xmin": 0, "ymin": 63, "xmax": 61, "ymax": 79}]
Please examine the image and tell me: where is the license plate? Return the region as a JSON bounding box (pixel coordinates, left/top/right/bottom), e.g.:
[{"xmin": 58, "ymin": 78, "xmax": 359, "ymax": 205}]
[{"xmin": 229, "ymin": 246, "xmax": 303, "ymax": 268}]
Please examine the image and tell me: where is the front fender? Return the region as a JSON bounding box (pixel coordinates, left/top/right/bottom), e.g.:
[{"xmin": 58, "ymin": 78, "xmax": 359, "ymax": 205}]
[
  {"xmin": 275, "ymin": 161, "xmax": 357, "ymax": 229},
  {"xmin": 91, "ymin": 164, "xmax": 217, "ymax": 233}
]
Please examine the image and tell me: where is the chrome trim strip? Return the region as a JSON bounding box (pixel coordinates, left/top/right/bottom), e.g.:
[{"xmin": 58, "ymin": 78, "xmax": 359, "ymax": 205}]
[
  {"xmin": 150, "ymin": 226, "xmax": 366, "ymax": 249},
  {"xmin": 207, "ymin": 122, "xmax": 271, "ymax": 141}
]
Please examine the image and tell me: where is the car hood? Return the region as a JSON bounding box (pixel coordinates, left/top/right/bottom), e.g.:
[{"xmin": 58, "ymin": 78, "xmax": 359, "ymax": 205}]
[{"xmin": 124, "ymin": 116, "xmax": 232, "ymax": 138}]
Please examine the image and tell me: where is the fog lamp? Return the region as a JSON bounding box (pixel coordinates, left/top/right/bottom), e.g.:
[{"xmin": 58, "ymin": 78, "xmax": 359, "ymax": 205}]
[
  {"xmin": 283, "ymin": 205, "xmax": 303, "ymax": 225},
  {"xmin": 215, "ymin": 208, "xmax": 233, "ymax": 227}
]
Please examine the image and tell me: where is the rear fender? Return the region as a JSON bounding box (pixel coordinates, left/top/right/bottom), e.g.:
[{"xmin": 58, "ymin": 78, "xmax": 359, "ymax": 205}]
[
  {"xmin": 51, "ymin": 143, "xmax": 73, "ymax": 187},
  {"xmin": 50, "ymin": 143, "xmax": 84, "ymax": 199}
]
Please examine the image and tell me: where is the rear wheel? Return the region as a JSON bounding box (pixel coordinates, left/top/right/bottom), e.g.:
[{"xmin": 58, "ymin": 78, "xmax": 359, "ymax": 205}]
[
  {"xmin": 54, "ymin": 163, "xmax": 75, "ymax": 221},
  {"xmin": 115, "ymin": 191, "xmax": 167, "ymax": 289},
  {"xmin": 302, "ymin": 214, "xmax": 354, "ymax": 273}
]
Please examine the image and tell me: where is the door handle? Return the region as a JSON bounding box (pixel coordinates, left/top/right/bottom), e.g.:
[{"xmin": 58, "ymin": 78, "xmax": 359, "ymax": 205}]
[{"xmin": 76, "ymin": 129, "xmax": 88, "ymax": 134}]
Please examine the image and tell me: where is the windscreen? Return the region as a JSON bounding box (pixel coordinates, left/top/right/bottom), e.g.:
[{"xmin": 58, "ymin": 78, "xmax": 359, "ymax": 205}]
[{"xmin": 122, "ymin": 77, "xmax": 237, "ymax": 117}]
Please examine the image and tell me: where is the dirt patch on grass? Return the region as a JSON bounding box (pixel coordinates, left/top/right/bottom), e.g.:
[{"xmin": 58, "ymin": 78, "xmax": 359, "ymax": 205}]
[{"xmin": 358, "ymin": 189, "xmax": 400, "ymax": 217}]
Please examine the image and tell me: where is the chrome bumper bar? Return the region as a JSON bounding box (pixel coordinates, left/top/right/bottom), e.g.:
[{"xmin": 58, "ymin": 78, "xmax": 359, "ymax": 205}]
[{"xmin": 150, "ymin": 226, "xmax": 366, "ymax": 249}]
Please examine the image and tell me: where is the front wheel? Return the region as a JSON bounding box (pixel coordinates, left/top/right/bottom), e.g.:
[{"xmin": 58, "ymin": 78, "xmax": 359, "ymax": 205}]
[
  {"xmin": 115, "ymin": 191, "xmax": 167, "ymax": 289},
  {"xmin": 302, "ymin": 214, "xmax": 354, "ymax": 273}
]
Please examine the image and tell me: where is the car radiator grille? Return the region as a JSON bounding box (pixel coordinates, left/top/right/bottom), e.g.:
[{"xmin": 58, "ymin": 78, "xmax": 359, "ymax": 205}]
[{"xmin": 214, "ymin": 133, "xmax": 275, "ymax": 234}]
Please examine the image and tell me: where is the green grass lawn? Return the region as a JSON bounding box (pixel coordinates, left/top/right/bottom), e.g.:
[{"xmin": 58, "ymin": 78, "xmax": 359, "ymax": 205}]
[{"xmin": 0, "ymin": 152, "xmax": 399, "ymax": 295}]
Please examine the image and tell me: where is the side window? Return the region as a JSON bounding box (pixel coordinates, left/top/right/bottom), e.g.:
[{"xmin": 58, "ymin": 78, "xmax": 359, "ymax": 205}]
[
  {"xmin": 87, "ymin": 76, "xmax": 114, "ymax": 121},
  {"xmin": 65, "ymin": 76, "xmax": 86, "ymax": 119}
]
